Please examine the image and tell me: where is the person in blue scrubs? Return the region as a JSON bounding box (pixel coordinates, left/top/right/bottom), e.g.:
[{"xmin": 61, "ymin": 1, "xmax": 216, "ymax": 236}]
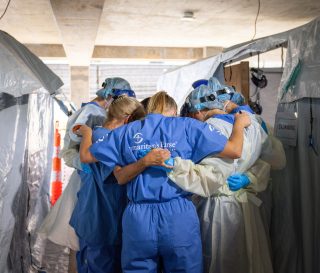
[
  {"xmin": 71, "ymin": 95, "xmax": 171, "ymax": 273},
  {"xmin": 63, "ymin": 76, "xmax": 138, "ymax": 273},
  {"xmin": 60, "ymin": 77, "xmax": 135, "ymax": 171},
  {"xmin": 80, "ymin": 91, "xmax": 251, "ymax": 273},
  {"xmin": 41, "ymin": 77, "xmax": 134, "ymax": 252}
]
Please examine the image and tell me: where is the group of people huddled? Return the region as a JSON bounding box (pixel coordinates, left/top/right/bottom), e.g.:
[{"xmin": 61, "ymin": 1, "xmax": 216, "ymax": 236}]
[{"xmin": 40, "ymin": 76, "xmax": 286, "ymax": 273}]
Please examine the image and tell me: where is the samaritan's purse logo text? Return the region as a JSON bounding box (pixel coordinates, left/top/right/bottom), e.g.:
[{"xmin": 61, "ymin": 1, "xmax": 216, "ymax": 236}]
[{"xmin": 131, "ymin": 133, "xmax": 177, "ymax": 151}]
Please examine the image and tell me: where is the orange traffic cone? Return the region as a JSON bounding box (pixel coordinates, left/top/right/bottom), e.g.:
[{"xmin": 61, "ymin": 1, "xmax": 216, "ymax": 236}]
[{"xmin": 50, "ymin": 121, "xmax": 62, "ymax": 206}]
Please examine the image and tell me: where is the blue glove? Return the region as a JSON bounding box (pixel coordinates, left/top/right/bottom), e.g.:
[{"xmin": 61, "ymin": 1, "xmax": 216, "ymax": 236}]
[
  {"xmin": 137, "ymin": 149, "xmax": 149, "ymax": 158},
  {"xmin": 81, "ymin": 163, "xmax": 92, "ymax": 174},
  {"xmin": 162, "ymin": 158, "xmax": 174, "ymax": 172},
  {"xmin": 227, "ymin": 173, "xmax": 250, "ymax": 191},
  {"xmin": 137, "ymin": 149, "xmax": 174, "ymax": 172}
]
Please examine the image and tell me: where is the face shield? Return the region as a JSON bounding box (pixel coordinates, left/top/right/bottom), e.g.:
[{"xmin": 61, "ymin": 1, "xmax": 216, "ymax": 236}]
[{"xmin": 187, "ymin": 85, "xmax": 225, "ymax": 113}]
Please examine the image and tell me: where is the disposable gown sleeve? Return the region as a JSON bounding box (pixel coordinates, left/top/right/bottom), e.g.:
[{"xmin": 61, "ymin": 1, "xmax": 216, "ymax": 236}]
[
  {"xmin": 264, "ymin": 135, "xmax": 286, "ymax": 170},
  {"xmin": 168, "ymin": 156, "xmax": 228, "ymax": 197},
  {"xmin": 169, "ymin": 157, "xmax": 271, "ymax": 197},
  {"xmin": 69, "ymin": 105, "xmax": 105, "ymax": 143},
  {"xmin": 260, "ymin": 124, "xmax": 286, "ymax": 170},
  {"xmin": 60, "ymin": 105, "xmax": 105, "ymax": 170},
  {"xmin": 245, "ymin": 159, "xmax": 271, "ymax": 192},
  {"xmin": 60, "ymin": 147, "xmax": 83, "ymax": 171}
]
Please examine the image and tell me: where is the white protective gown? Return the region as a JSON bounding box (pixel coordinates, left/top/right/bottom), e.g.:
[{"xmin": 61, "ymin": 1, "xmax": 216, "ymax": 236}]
[
  {"xmin": 168, "ymin": 113, "xmax": 286, "ymax": 273},
  {"xmin": 60, "ymin": 103, "xmax": 106, "ymax": 170},
  {"xmin": 38, "ymin": 103, "xmax": 106, "ymax": 250}
]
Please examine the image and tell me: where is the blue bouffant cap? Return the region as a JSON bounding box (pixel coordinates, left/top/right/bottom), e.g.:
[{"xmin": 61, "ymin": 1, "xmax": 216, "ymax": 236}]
[
  {"xmin": 185, "ymin": 85, "xmax": 225, "ymax": 112},
  {"xmin": 112, "ymin": 89, "xmax": 136, "ymax": 98},
  {"xmin": 192, "ymin": 79, "xmax": 209, "ymax": 89},
  {"xmin": 207, "ymin": 76, "xmax": 245, "ymax": 105},
  {"xmin": 96, "ymin": 77, "xmax": 132, "ymax": 99}
]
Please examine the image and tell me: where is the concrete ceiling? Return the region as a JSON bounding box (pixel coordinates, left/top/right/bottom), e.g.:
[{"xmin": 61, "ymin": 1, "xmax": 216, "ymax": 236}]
[
  {"xmin": 0, "ymin": 0, "xmax": 61, "ymax": 44},
  {"xmin": 0, "ymin": 0, "xmax": 319, "ymax": 65},
  {"xmin": 96, "ymin": 0, "xmax": 320, "ymax": 47}
]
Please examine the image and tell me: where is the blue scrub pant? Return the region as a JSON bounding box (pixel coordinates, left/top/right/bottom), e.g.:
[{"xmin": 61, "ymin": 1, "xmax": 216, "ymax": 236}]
[
  {"xmin": 121, "ymin": 197, "xmax": 203, "ymax": 273},
  {"xmin": 77, "ymin": 239, "xmax": 122, "ymax": 273}
]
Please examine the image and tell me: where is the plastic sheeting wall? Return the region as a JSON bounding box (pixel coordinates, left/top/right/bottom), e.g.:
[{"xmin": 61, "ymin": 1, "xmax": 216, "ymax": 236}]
[
  {"xmin": 0, "ymin": 92, "xmax": 69, "ymax": 273},
  {"xmin": 0, "ymin": 93, "xmax": 29, "ymax": 272},
  {"xmin": 0, "ymin": 30, "xmax": 67, "ymax": 273},
  {"xmin": 158, "ymin": 17, "xmax": 320, "ymax": 107},
  {"xmin": 0, "ymin": 31, "xmax": 63, "ymax": 96},
  {"xmin": 271, "ymin": 98, "xmax": 320, "ymax": 273},
  {"xmin": 157, "ymin": 16, "xmax": 320, "ymax": 273}
]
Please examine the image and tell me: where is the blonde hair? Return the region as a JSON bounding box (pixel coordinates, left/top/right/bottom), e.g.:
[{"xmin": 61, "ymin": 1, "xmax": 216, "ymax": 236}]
[
  {"xmin": 147, "ymin": 91, "xmax": 177, "ymax": 114},
  {"xmin": 107, "ymin": 95, "xmax": 145, "ymax": 121}
]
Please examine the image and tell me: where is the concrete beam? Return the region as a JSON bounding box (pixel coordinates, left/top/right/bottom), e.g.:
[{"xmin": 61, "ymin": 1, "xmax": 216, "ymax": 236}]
[
  {"xmin": 25, "ymin": 44, "xmax": 66, "ymax": 58},
  {"xmin": 203, "ymin": 46, "xmax": 224, "ymax": 58},
  {"xmin": 23, "ymin": 43, "xmax": 223, "ymax": 61},
  {"xmin": 93, "ymin": 46, "xmax": 204, "ymax": 60},
  {"xmin": 50, "ymin": 0, "xmax": 105, "ymax": 66}
]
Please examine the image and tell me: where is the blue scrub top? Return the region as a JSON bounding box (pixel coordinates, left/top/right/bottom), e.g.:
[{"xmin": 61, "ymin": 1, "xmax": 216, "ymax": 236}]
[
  {"xmin": 92, "ymin": 126, "xmax": 109, "ymax": 142},
  {"xmin": 90, "ymin": 113, "xmax": 228, "ymax": 203},
  {"xmin": 230, "ymin": 105, "xmax": 254, "ymax": 114},
  {"xmin": 70, "ymin": 127, "xmax": 127, "ymax": 245},
  {"xmin": 213, "ymin": 114, "xmax": 235, "ymax": 125}
]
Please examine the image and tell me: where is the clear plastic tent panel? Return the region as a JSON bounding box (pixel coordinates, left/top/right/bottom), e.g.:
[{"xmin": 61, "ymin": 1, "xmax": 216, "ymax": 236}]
[
  {"xmin": 157, "ymin": 16, "xmax": 320, "ymax": 273},
  {"xmin": 0, "ymin": 42, "xmax": 41, "ymax": 96},
  {"xmin": 0, "ymin": 30, "xmax": 68, "ymax": 272},
  {"xmin": 0, "ymin": 31, "xmax": 63, "ymax": 96},
  {"xmin": 0, "ymin": 90, "xmax": 68, "ymax": 272},
  {"xmin": 278, "ymin": 18, "xmax": 320, "ymax": 103},
  {"xmin": 157, "ymin": 17, "xmax": 320, "ymax": 108},
  {"xmin": 271, "ymin": 98, "xmax": 320, "ymax": 273},
  {"xmin": 0, "ymin": 93, "xmax": 29, "ymax": 273},
  {"xmin": 0, "ymin": 91, "xmax": 69, "ymax": 273}
]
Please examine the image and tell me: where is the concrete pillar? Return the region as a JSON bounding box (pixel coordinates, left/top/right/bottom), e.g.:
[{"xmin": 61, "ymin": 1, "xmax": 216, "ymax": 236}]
[
  {"xmin": 70, "ymin": 66, "xmax": 90, "ymax": 108},
  {"xmin": 50, "ymin": 0, "xmax": 105, "ymax": 66}
]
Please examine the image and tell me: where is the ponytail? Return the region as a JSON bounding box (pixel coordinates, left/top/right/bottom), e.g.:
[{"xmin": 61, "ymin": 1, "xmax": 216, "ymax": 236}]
[
  {"xmin": 147, "ymin": 91, "xmax": 177, "ymax": 114},
  {"xmin": 107, "ymin": 95, "xmax": 145, "ymax": 121}
]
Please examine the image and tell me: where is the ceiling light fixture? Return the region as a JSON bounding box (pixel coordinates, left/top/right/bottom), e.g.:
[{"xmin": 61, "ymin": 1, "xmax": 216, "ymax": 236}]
[{"xmin": 181, "ymin": 11, "xmax": 195, "ymax": 21}]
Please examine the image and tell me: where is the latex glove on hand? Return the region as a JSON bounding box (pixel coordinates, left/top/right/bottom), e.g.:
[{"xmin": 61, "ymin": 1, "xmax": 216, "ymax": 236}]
[
  {"xmin": 81, "ymin": 163, "xmax": 92, "ymax": 174},
  {"xmin": 227, "ymin": 173, "xmax": 250, "ymax": 191},
  {"xmin": 137, "ymin": 149, "xmax": 174, "ymax": 172}
]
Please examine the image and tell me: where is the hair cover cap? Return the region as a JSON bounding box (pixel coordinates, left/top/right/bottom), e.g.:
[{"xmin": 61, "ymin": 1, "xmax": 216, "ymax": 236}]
[{"xmin": 96, "ymin": 77, "xmax": 132, "ymax": 98}]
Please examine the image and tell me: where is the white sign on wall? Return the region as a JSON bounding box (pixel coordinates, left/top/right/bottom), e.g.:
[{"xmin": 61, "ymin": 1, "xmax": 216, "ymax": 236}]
[{"xmin": 274, "ymin": 112, "xmax": 298, "ymax": 146}]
